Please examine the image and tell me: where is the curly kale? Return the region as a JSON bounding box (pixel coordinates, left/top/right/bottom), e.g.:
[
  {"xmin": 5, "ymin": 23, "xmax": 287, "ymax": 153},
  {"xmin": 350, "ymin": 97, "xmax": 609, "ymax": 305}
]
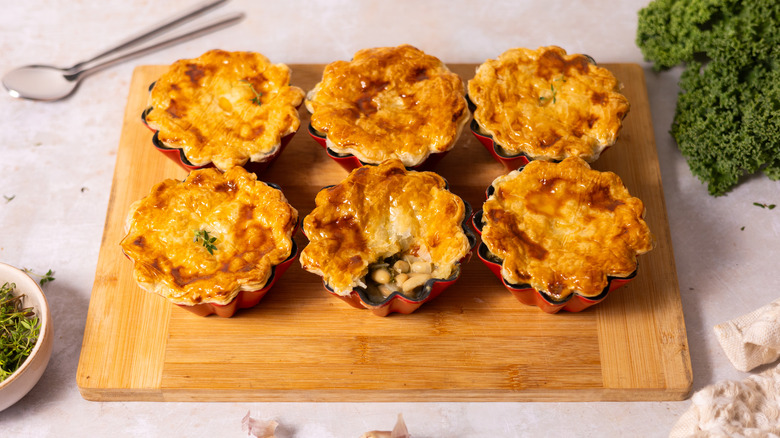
[{"xmin": 636, "ymin": 0, "xmax": 780, "ymax": 196}]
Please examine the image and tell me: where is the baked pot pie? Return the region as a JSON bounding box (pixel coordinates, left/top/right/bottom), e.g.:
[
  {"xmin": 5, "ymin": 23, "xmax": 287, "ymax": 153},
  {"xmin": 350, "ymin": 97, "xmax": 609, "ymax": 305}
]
[
  {"xmin": 120, "ymin": 167, "xmax": 299, "ymax": 317},
  {"xmin": 300, "ymin": 159, "xmax": 476, "ymax": 316},
  {"xmin": 473, "ymin": 157, "xmax": 654, "ymax": 313},
  {"xmin": 467, "ymin": 46, "xmax": 630, "ymax": 169},
  {"xmin": 142, "ymin": 49, "xmax": 305, "ymax": 173},
  {"xmin": 305, "ymin": 44, "xmax": 470, "ymax": 170}
]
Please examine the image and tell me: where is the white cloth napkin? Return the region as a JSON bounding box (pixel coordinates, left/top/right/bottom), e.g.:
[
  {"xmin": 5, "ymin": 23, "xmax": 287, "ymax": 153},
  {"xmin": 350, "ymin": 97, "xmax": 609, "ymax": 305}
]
[
  {"xmin": 670, "ymin": 299, "xmax": 780, "ymax": 437},
  {"xmin": 669, "ymin": 364, "xmax": 780, "ymax": 437},
  {"xmin": 714, "ymin": 299, "xmax": 780, "ymax": 372}
]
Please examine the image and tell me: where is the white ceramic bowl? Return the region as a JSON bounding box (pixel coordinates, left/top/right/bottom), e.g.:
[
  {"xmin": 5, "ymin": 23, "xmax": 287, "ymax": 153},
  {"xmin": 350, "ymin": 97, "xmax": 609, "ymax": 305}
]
[{"xmin": 0, "ymin": 262, "xmax": 53, "ymax": 412}]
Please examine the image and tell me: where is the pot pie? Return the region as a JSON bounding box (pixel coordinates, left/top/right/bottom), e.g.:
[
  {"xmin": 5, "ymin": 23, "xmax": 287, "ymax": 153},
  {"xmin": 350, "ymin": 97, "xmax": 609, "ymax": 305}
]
[
  {"xmin": 143, "ymin": 49, "xmax": 305, "ymax": 172},
  {"xmin": 305, "ymin": 44, "xmax": 470, "ymax": 168},
  {"xmin": 300, "ymin": 159, "xmax": 472, "ymax": 307},
  {"xmin": 467, "ymin": 46, "xmax": 630, "ymax": 163},
  {"xmin": 120, "ymin": 167, "xmax": 298, "ymax": 315},
  {"xmin": 479, "ymin": 157, "xmax": 654, "ymax": 303}
]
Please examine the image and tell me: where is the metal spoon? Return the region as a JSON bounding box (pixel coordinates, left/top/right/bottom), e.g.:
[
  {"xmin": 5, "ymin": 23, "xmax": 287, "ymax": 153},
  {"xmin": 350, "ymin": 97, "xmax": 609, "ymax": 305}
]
[{"xmin": 2, "ymin": 0, "xmax": 244, "ymax": 102}]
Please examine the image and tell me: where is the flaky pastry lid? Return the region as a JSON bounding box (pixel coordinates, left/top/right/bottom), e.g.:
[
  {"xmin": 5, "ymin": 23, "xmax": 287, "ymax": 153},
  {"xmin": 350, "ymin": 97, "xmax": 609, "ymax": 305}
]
[
  {"xmin": 305, "ymin": 45, "xmax": 469, "ymax": 167},
  {"xmin": 467, "ymin": 46, "xmax": 629, "ymax": 162},
  {"xmin": 300, "ymin": 159, "xmax": 471, "ymax": 296},
  {"xmin": 144, "ymin": 49, "xmax": 305, "ymax": 171},
  {"xmin": 480, "ymin": 157, "xmax": 654, "ymax": 300},
  {"xmin": 120, "ymin": 167, "xmax": 298, "ymax": 306}
]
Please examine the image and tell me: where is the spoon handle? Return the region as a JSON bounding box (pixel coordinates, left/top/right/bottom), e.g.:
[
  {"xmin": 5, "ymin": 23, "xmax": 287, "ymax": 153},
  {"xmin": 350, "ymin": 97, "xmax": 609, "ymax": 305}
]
[
  {"xmin": 68, "ymin": 0, "xmax": 230, "ymax": 73},
  {"xmin": 71, "ymin": 12, "xmax": 245, "ymax": 80}
]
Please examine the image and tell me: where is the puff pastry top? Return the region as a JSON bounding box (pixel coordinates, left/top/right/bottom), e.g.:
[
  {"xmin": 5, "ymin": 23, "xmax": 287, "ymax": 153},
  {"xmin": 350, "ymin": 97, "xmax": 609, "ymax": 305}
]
[
  {"xmin": 305, "ymin": 45, "xmax": 469, "ymax": 167},
  {"xmin": 480, "ymin": 157, "xmax": 654, "ymax": 300},
  {"xmin": 300, "ymin": 159, "xmax": 471, "ymax": 295},
  {"xmin": 144, "ymin": 49, "xmax": 305, "ymax": 171},
  {"xmin": 467, "ymin": 46, "xmax": 629, "ymax": 162},
  {"xmin": 120, "ymin": 167, "xmax": 298, "ymax": 306}
]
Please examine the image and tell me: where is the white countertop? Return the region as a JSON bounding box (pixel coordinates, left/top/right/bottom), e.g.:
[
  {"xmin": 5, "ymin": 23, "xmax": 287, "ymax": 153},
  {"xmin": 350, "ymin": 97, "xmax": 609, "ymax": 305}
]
[{"xmin": 1, "ymin": 1, "xmax": 778, "ymax": 436}]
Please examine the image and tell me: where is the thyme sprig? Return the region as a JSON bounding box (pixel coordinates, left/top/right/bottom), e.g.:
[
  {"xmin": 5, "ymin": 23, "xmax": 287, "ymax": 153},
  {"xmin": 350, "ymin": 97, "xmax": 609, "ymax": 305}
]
[
  {"xmin": 0, "ymin": 282, "xmax": 41, "ymax": 382},
  {"xmin": 240, "ymin": 79, "xmax": 262, "ymax": 106},
  {"xmin": 193, "ymin": 230, "xmax": 218, "ymax": 255}
]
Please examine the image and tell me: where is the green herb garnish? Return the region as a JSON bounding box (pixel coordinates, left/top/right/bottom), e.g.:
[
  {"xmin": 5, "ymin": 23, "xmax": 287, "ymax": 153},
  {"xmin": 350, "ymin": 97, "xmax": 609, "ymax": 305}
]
[
  {"xmin": 0, "ymin": 282, "xmax": 41, "ymax": 382},
  {"xmin": 240, "ymin": 79, "xmax": 262, "ymax": 106},
  {"xmin": 753, "ymin": 202, "xmax": 777, "ymax": 209},
  {"xmin": 193, "ymin": 230, "xmax": 218, "ymax": 255},
  {"xmin": 3, "ymin": 195, "xmax": 14, "ymax": 203},
  {"xmin": 538, "ymin": 75, "xmax": 566, "ymax": 105},
  {"xmin": 23, "ymin": 268, "xmax": 55, "ymax": 286}
]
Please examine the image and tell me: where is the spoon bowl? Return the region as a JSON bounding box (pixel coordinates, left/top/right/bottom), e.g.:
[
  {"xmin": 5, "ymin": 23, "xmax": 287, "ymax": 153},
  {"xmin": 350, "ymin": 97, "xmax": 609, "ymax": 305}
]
[
  {"xmin": 2, "ymin": 0, "xmax": 243, "ymax": 102},
  {"xmin": 2, "ymin": 66, "xmax": 79, "ymax": 101}
]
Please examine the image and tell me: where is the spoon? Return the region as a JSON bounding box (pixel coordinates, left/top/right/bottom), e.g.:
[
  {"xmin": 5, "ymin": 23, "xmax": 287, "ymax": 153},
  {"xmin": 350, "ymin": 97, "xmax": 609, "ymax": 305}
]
[{"xmin": 2, "ymin": 0, "xmax": 244, "ymax": 102}]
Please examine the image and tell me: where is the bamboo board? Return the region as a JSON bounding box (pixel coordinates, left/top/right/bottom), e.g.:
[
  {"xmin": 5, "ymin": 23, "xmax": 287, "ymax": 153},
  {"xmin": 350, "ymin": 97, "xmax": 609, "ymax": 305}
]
[{"xmin": 77, "ymin": 64, "xmax": 692, "ymax": 402}]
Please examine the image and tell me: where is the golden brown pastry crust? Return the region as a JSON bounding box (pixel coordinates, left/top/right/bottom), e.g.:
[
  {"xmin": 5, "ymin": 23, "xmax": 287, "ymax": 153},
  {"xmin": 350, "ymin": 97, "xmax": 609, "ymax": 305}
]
[
  {"xmin": 305, "ymin": 45, "xmax": 469, "ymax": 167},
  {"xmin": 120, "ymin": 167, "xmax": 298, "ymax": 306},
  {"xmin": 144, "ymin": 49, "xmax": 305, "ymax": 171},
  {"xmin": 467, "ymin": 46, "xmax": 629, "ymax": 162},
  {"xmin": 480, "ymin": 157, "xmax": 654, "ymax": 300},
  {"xmin": 300, "ymin": 159, "xmax": 471, "ymax": 295}
]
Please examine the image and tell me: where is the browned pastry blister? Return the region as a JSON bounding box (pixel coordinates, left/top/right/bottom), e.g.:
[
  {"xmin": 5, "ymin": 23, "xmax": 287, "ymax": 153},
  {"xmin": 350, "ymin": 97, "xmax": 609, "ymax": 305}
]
[
  {"xmin": 305, "ymin": 45, "xmax": 469, "ymax": 167},
  {"xmin": 468, "ymin": 46, "xmax": 629, "ymax": 162},
  {"xmin": 480, "ymin": 157, "xmax": 654, "ymax": 301},
  {"xmin": 300, "ymin": 159, "xmax": 472, "ymax": 296},
  {"xmin": 144, "ymin": 49, "xmax": 305, "ymax": 171},
  {"xmin": 120, "ymin": 167, "xmax": 298, "ymax": 306}
]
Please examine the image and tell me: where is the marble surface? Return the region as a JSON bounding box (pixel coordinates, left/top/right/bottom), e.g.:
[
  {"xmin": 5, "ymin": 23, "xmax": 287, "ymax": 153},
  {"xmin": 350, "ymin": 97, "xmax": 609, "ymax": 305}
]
[{"xmin": 1, "ymin": 0, "xmax": 778, "ymax": 436}]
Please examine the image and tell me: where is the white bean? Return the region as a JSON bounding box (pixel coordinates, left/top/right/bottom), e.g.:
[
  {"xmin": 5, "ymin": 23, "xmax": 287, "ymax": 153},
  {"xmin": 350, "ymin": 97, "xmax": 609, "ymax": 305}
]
[
  {"xmin": 410, "ymin": 261, "xmax": 432, "ymax": 274},
  {"xmin": 393, "ymin": 260, "xmax": 410, "ymax": 274},
  {"xmin": 371, "ymin": 267, "xmax": 392, "ymax": 284},
  {"xmin": 394, "ymin": 273, "xmax": 409, "ymax": 288},
  {"xmin": 377, "ymin": 284, "xmax": 395, "ymax": 297},
  {"xmin": 401, "ymin": 273, "xmax": 430, "ymax": 294}
]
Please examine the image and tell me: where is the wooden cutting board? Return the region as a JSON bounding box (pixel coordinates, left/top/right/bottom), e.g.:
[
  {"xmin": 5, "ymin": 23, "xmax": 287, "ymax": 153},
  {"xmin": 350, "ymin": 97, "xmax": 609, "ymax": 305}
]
[{"xmin": 77, "ymin": 63, "xmax": 692, "ymax": 402}]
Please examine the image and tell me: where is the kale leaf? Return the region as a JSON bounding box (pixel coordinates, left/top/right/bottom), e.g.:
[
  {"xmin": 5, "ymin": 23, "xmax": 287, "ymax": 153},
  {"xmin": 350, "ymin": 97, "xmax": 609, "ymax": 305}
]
[{"xmin": 636, "ymin": 0, "xmax": 780, "ymax": 196}]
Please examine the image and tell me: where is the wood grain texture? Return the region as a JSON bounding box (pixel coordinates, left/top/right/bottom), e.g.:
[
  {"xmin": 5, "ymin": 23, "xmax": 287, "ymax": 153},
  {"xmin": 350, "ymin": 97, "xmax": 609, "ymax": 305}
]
[{"xmin": 76, "ymin": 64, "xmax": 692, "ymax": 402}]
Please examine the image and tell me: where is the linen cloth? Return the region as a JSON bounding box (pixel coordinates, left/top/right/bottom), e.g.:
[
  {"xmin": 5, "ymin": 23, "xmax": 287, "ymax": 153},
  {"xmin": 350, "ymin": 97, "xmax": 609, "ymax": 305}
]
[
  {"xmin": 670, "ymin": 299, "xmax": 780, "ymax": 437},
  {"xmin": 714, "ymin": 299, "xmax": 780, "ymax": 372}
]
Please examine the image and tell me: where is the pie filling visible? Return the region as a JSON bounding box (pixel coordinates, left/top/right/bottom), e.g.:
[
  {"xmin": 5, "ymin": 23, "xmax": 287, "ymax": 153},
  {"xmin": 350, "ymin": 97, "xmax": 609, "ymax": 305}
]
[
  {"xmin": 300, "ymin": 159, "xmax": 471, "ymax": 299},
  {"xmin": 363, "ymin": 252, "xmax": 443, "ymax": 302}
]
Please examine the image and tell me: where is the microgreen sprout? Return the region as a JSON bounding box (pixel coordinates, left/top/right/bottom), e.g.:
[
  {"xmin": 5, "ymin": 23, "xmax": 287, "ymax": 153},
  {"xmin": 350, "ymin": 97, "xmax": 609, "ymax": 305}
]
[
  {"xmin": 3, "ymin": 195, "xmax": 14, "ymax": 203},
  {"xmin": 0, "ymin": 282, "xmax": 41, "ymax": 382},
  {"xmin": 539, "ymin": 75, "xmax": 566, "ymax": 105},
  {"xmin": 193, "ymin": 230, "xmax": 218, "ymax": 255},
  {"xmin": 22, "ymin": 268, "xmax": 55, "ymax": 286},
  {"xmin": 753, "ymin": 202, "xmax": 776, "ymax": 209}
]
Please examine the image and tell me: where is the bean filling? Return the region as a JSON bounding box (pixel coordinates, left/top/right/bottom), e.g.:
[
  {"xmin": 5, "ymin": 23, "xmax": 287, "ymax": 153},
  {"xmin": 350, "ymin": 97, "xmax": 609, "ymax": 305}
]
[{"xmin": 364, "ymin": 254, "xmax": 435, "ymax": 302}]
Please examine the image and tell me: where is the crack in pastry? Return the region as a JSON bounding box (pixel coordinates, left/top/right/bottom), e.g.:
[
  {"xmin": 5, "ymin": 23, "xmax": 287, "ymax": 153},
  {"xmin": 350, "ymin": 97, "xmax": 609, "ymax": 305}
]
[
  {"xmin": 120, "ymin": 167, "xmax": 298, "ymax": 307},
  {"xmin": 305, "ymin": 45, "xmax": 470, "ymax": 167},
  {"xmin": 144, "ymin": 50, "xmax": 305, "ymax": 171},
  {"xmin": 300, "ymin": 159, "xmax": 471, "ymax": 300},
  {"xmin": 480, "ymin": 157, "xmax": 654, "ymax": 301},
  {"xmin": 468, "ymin": 46, "xmax": 629, "ymax": 162}
]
